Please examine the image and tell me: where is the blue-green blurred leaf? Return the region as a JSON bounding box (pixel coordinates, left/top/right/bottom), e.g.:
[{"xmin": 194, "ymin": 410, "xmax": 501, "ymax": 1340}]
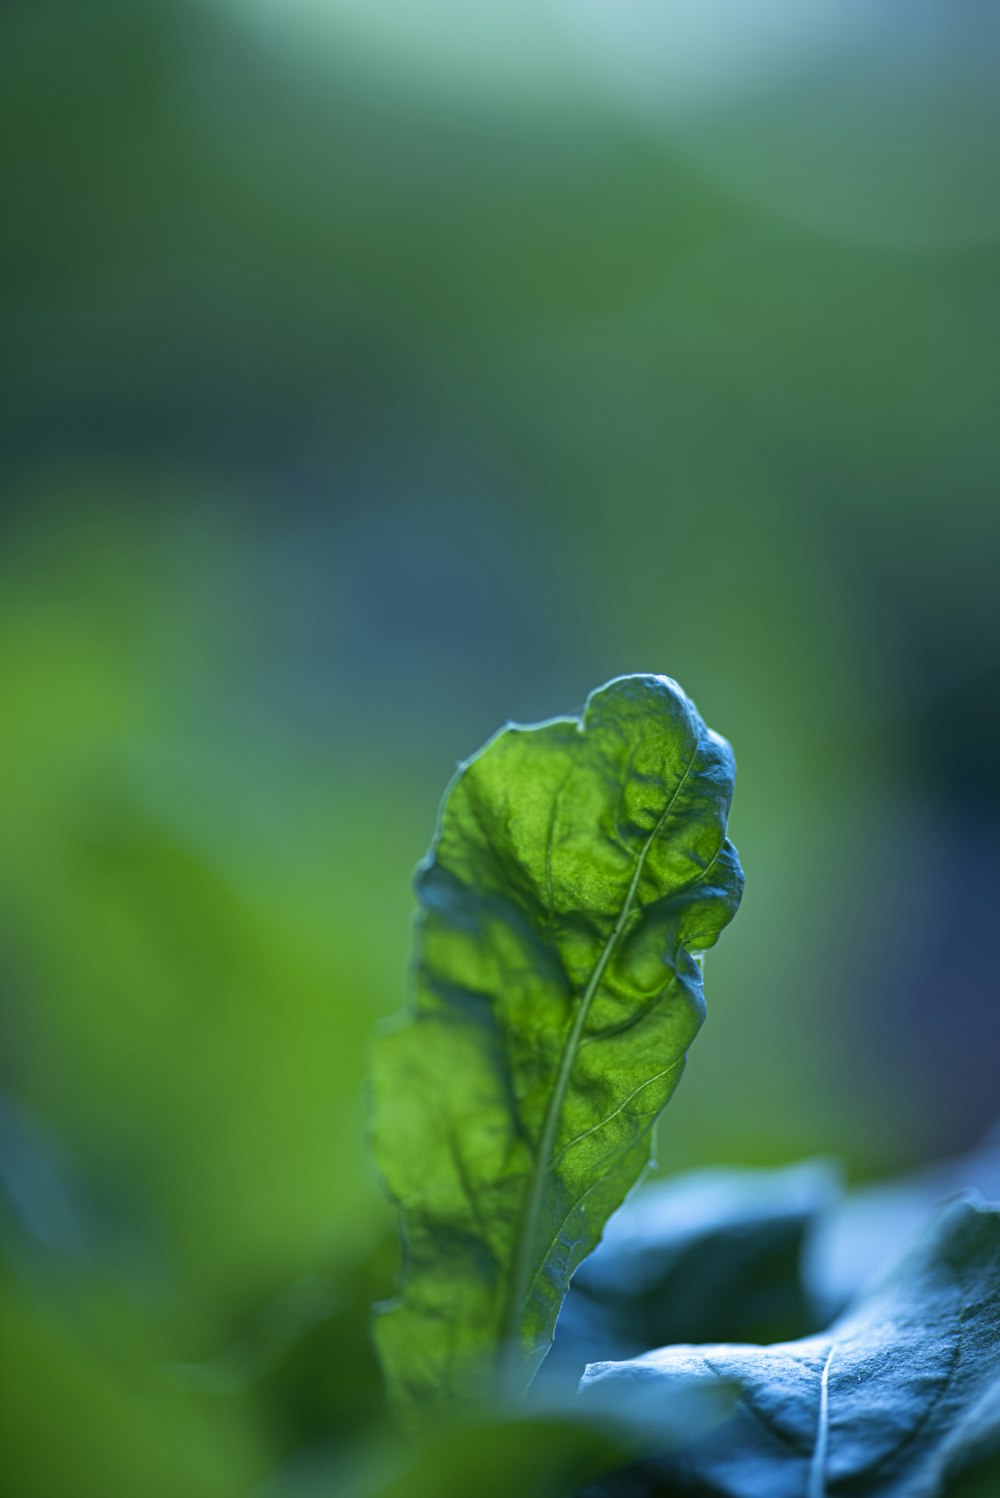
[
  {"xmin": 545, "ymin": 1159, "xmax": 839, "ymax": 1392},
  {"xmin": 582, "ymin": 1195, "xmax": 1000, "ymax": 1497}
]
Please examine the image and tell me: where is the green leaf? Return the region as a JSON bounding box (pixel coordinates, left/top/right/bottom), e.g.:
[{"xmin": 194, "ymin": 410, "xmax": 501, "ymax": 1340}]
[
  {"xmin": 371, "ymin": 674, "xmax": 743, "ymax": 1422},
  {"xmin": 580, "ymin": 1194, "xmax": 1000, "ymax": 1498}
]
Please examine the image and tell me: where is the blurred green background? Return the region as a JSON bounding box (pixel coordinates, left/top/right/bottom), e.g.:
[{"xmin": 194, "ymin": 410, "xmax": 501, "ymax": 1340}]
[{"xmin": 2, "ymin": 2, "xmax": 999, "ymax": 1494}]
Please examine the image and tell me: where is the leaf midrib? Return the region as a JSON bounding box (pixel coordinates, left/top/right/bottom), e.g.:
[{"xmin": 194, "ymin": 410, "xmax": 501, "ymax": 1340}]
[
  {"xmin": 498, "ymin": 736, "xmax": 700, "ymax": 1373},
  {"xmin": 808, "ymin": 1345, "xmax": 836, "ymax": 1498}
]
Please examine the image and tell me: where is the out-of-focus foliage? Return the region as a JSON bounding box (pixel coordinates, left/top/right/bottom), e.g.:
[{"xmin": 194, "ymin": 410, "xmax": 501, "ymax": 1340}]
[{"xmin": 2, "ymin": 0, "xmax": 999, "ymax": 1492}]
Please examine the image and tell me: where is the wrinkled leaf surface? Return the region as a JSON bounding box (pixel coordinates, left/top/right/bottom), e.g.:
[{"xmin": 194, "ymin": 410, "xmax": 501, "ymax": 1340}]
[{"xmin": 372, "ymin": 675, "xmax": 743, "ymax": 1420}]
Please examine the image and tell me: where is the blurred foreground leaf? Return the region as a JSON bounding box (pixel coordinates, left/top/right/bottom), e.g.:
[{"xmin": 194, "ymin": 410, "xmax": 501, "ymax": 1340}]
[
  {"xmin": 353, "ymin": 1379, "xmax": 735, "ymax": 1498},
  {"xmin": 372, "ymin": 675, "xmax": 743, "ymax": 1420},
  {"xmin": 361, "ymin": 1414, "xmax": 631, "ymax": 1498}
]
